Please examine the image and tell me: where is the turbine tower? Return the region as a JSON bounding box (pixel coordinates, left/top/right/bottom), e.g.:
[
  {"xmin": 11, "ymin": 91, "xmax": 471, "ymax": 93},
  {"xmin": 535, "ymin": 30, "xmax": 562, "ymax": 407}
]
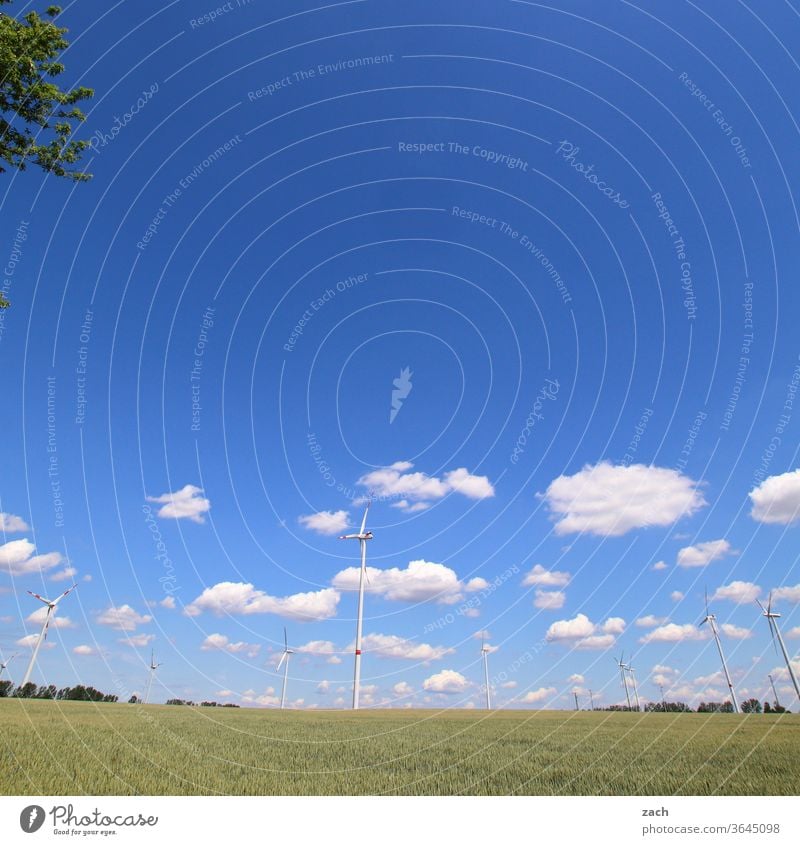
[
  {"xmin": 758, "ymin": 594, "xmax": 800, "ymax": 706},
  {"xmin": 339, "ymin": 502, "xmax": 373, "ymax": 710},
  {"xmin": 614, "ymin": 652, "xmax": 632, "ymax": 709},
  {"xmin": 21, "ymin": 585, "xmax": 77, "ymax": 687},
  {"xmin": 768, "ymin": 673, "xmax": 781, "ymax": 710},
  {"xmin": 276, "ymin": 627, "xmax": 294, "ymax": 709},
  {"xmin": 480, "ymin": 633, "xmax": 492, "ymax": 709},
  {"xmin": 143, "ymin": 649, "xmax": 162, "ymax": 704},
  {"xmin": 626, "ymin": 661, "xmax": 641, "ymax": 711},
  {"xmin": 700, "ymin": 589, "xmax": 739, "ymax": 713}
]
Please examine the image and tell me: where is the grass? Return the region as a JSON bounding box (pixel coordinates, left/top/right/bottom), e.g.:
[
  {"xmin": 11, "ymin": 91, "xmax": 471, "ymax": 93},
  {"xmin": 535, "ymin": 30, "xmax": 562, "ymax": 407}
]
[{"xmin": 1, "ymin": 699, "xmax": 798, "ymax": 795}]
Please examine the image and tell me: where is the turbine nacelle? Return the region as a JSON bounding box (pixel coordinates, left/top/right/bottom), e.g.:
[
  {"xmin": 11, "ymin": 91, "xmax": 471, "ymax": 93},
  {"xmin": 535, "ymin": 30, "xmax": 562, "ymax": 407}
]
[{"xmin": 339, "ymin": 532, "xmax": 373, "ymax": 541}]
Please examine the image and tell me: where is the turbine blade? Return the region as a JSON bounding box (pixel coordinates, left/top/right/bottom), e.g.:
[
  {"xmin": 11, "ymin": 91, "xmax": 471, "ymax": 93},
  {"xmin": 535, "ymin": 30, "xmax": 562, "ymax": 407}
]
[
  {"xmin": 277, "ymin": 652, "xmax": 287, "ymax": 670},
  {"xmin": 51, "ymin": 585, "xmax": 77, "ymax": 606},
  {"xmin": 359, "ymin": 502, "xmax": 370, "ymax": 535},
  {"xmin": 699, "ymin": 616, "xmax": 708, "ymax": 627},
  {"xmin": 27, "ymin": 591, "xmax": 51, "ymax": 606},
  {"xmin": 767, "ymin": 591, "xmax": 773, "ymax": 615},
  {"xmin": 704, "ymin": 587, "xmax": 709, "ymax": 617},
  {"xmin": 284, "ymin": 627, "xmax": 288, "ymax": 651}
]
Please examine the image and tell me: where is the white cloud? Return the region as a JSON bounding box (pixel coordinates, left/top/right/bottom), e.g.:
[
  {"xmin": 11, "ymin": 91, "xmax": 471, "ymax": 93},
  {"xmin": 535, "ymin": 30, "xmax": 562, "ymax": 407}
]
[
  {"xmin": 295, "ymin": 640, "xmax": 337, "ymax": 655},
  {"xmin": 298, "ymin": 510, "xmax": 349, "ymax": 536},
  {"xmin": 772, "ymin": 584, "xmax": 800, "ymax": 604},
  {"xmin": 652, "ymin": 561, "xmax": 668, "ymax": 571},
  {"xmin": 465, "ymin": 577, "xmax": 488, "ymax": 592},
  {"xmin": 160, "ymin": 596, "xmax": 176, "ymax": 609},
  {"xmin": 546, "ymin": 613, "xmax": 625, "ymax": 649},
  {"xmin": 0, "ymin": 513, "xmax": 29, "ymax": 533},
  {"xmin": 786, "ymin": 627, "xmax": 800, "ymax": 639},
  {"xmin": 390, "ymin": 500, "xmax": 430, "ymax": 513},
  {"xmin": 185, "ymin": 582, "xmax": 340, "ymax": 621},
  {"xmin": 534, "ymin": 590, "xmax": 566, "ymax": 610},
  {"xmin": 568, "ymin": 673, "xmax": 585, "ymax": 684},
  {"xmin": 720, "ymin": 623, "xmax": 752, "ymax": 640},
  {"xmin": 26, "ymin": 607, "xmax": 75, "ymax": 629},
  {"xmin": 333, "ymin": 559, "xmax": 470, "ymax": 604},
  {"xmin": 119, "ymin": 633, "xmax": 156, "ymax": 647},
  {"xmin": 639, "ymin": 623, "xmax": 708, "ymax": 643},
  {"xmin": 670, "ymin": 591, "xmax": 685, "ymax": 602},
  {"xmin": 356, "ymin": 633, "xmax": 453, "ymax": 661},
  {"xmin": 357, "ymin": 461, "xmax": 494, "ymax": 505},
  {"xmin": 712, "ymin": 581, "xmax": 761, "ymax": 604},
  {"xmin": 392, "ymin": 681, "xmax": 413, "ymax": 696},
  {"xmin": 676, "ymin": 539, "xmax": 735, "ymax": 568},
  {"xmin": 146, "ymin": 484, "xmax": 210, "ymax": 523},
  {"xmin": 501, "ymin": 681, "xmax": 518, "ymax": 689},
  {"xmin": 201, "ymin": 633, "xmax": 260, "ymax": 658},
  {"xmin": 50, "ymin": 567, "xmax": 78, "ymax": 582},
  {"xmin": 523, "ymin": 565, "xmax": 571, "ymax": 587},
  {"xmin": 17, "ymin": 634, "xmax": 55, "ymax": 649},
  {"xmin": 422, "ymin": 669, "xmax": 470, "ymax": 694},
  {"xmin": 636, "ymin": 615, "xmax": 668, "ymax": 628},
  {"xmin": 317, "ymin": 680, "xmax": 330, "ymax": 694},
  {"xmin": 73, "ymin": 645, "xmax": 98, "ymax": 656},
  {"xmin": 0, "ymin": 539, "xmax": 62, "ymax": 576},
  {"xmin": 542, "ymin": 462, "xmax": 705, "ymax": 536},
  {"xmin": 97, "ymin": 604, "xmax": 152, "ymax": 632},
  {"xmin": 521, "ymin": 686, "xmax": 556, "ymax": 703},
  {"xmin": 749, "ymin": 469, "xmax": 800, "ymax": 524}
]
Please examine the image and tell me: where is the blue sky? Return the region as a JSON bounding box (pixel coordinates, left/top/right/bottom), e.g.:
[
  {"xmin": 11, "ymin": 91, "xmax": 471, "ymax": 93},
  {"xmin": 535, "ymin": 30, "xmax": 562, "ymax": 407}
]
[{"xmin": 1, "ymin": 0, "xmax": 800, "ymax": 709}]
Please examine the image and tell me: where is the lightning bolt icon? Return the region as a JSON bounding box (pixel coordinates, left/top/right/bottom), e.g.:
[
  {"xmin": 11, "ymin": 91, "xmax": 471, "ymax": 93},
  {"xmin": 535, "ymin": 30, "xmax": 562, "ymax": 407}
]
[{"xmin": 28, "ymin": 807, "xmax": 39, "ymax": 829}]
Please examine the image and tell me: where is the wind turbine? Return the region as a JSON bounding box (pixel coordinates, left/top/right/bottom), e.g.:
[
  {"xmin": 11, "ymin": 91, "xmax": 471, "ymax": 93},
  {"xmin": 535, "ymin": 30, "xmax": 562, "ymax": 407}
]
[
  {"xmin": 626, "ymin": 660, "xmax": 641, "ymax": 711},
  {"xmin": 0, "ymin": 652, "xmax": 18, "ymax": 681},
  {"xmin": 480, "ymin": 633, "xmax": 492, "ymax": 709},
  {"xmin": 339, "ymin": 502, "xmax": 373, "ymax": 710},
  {"xmin": 700, "ymin": 589, "xmax": 739, "ymax": 713},
  {"xmin": 757, "ymin": 593, "xmax": 800, "ymax": 706},
  {"xmin": 614, "ymin": 652, "xmax": 631, "ymax": 709},
  {"xmin": 143, "ymin": 649, "xmax": 162, "ymax": 704},
  {"xmin": 21, "ymin": 585, "xmax": 77, "ymax": 687},
  {"xmin": 768, "ymin": 673, "xmax": 781, "ymax": 711},
  {"xmin": 276, "ymin": 627, "xmax": 294, "ymax": 709}
]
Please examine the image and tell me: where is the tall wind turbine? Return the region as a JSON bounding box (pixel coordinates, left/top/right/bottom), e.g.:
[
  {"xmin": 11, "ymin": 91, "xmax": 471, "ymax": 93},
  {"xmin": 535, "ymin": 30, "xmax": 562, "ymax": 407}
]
[
  {"xmin": 21, "ymin": 585, "xmax": 77, "ymax": 687},
  {"xmin": 480, "ymin": 633, "xmax": 492, "ymax": 709},
  {"xmin": 339, "ymin": 502, "xmax": 373, "ymax": 710},
  {"xmin": 614, "ymin": 652, "xmax": 631, "ymax": 709},
  {"xmin": 143, "ymin": 649, "xmax": 162, "ymax": 704},
  {"xmin": 768, "ymin": 673, "xmax": 781, "ymax": 710},
  {"xmin": 757, "ymin": 594, "xmax": 800, "ymax": 706},
  {"xmin": 276, "ymin": 627, "xmax": 294, "ymax": 709},
  {"xmin": 626, "ymin": 660, "xmax": 641, "ymax": 711},
  {"xmin": 700, "ymin": 589, "xmax": 739, "ymax": 713},
  {"xmin": 0, "ymin": 652, "xmax": 18, "ymax": 681}
]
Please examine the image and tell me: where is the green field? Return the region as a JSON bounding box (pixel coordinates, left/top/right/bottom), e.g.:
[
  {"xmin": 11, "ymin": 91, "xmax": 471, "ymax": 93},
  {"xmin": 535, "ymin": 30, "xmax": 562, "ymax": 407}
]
[{"xmin": 1, "ymin": 699, "xmax": 798, "ymax": 795}]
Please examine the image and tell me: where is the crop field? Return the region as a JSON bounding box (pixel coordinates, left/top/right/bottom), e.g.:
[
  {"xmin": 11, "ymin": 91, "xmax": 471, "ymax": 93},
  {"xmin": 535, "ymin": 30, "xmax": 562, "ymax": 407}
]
[{"xmin": 1, "ymin": 699, "xmax": 798, "ymax": 796}]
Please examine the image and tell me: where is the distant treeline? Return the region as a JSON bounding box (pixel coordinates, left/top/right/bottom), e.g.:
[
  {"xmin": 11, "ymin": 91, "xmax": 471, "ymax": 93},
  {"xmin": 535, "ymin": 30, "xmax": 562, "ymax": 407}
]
[
  {"xmin": 0, "ymin": 681, "xmax": 118, "ymax": 701},
  {"xmin": 165, "ymin": 698, "xmax": 240, "ymax": 708},
  {"xmin": 594, "ymin": 699, "xmax": 789, "ymax": 714}
]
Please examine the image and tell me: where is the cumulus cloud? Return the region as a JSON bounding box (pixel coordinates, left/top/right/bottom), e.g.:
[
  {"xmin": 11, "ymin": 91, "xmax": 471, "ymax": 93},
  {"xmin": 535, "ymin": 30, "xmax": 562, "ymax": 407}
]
[
  {"xmin": 712, "ymin": 581, "xmax": 761, "ymax": 604},
  {"xmin": 392, "ymin": 681, "xmax": 414, "ymax": 696},
  {"xmin": 356, "ymin": 633, "xmax": 453, "ymax": 661},
  {"xmin": 521, "ymin": 686, "xmax": 556, "ymax": 703},
  {"xmin": 720, "ymin": 623, "xmax": 752, "ymax": 640},
  {"xmin": 568, "ymin": 674, "xmax": 585, "ymax": 684},
  {"xmin": 26, "ymin": 607, "xmax": 75, "ymax": 629},
  {"xmin": 146, "ymin": 484, "xmax": 210, "ymax": 523},
  {"xmin": 422, "ymin": 669, "xmax": 470, "ymax": 694},
  {"xmin": 749, "ymin": 469, "xmax": 800, "ymax": 524},
  {"xmin": 298, "ymin": 510, "xmax": 349, "ymax": 536},
  {"xmin": 119, "ymin": 633, "xmax": 155, "ymax": 647},
  {"xmin": 333, "ymin": 559, "xmax": 471, "ymax": 604},
  {"xmin": 545, "ymin": 613, "xmax": 625, "ymax": 649},
  {"xmin": 676, "ymin": 539, "xmax": 735, "ymax": 568},
  {"xmin": 639, "ymin": 623, "xmax": 709, "ymax": 644},
  {"xmin": 542, "ymin": 462, "xmax": 706, "ymax": 536},
  {"xmin": 17, "ymin": 634, "xmax": 55, "ymax": 649},
  {"xmin": 96, "ymin": 604, "xmax": 152, "ymax": 632},
  {"xmin": 201, "ymin": 633, "xmax": 261, "ymax": 658},
  {"xmin": 772, "ymin": 584, "xmax": 800, "ymax": 603},
  {"xmin": 522, "ymin": 565, "xmax": 571, "ymax": 587},
  {"xmin": 185, "ymin": 582, "xmax": 340, "ymax": 621},
  {"xmin": 534, "ymin": 590, "xmax": 566, "ymax": 610},
  {"xmin": 73, "ymin": 645, "xmax": 98, "ymax": 656},
  {"xmin": 670, "ymin": 591, "xmax": 685, "ymax": 602},
  {"xmin": 0, "ymin": 513, "xmax": 29, "ymax": 533},
  {"xmin": 357, "ymin": 461, "xmax": 494, "ymax": 506},
  {"xmin": 636, "ymin": 615, "xmax": 668, "ymax": 628},
  {"xmin": 0, "ymin": 539, "xmax": 62, "ymax": 576},
  {"xmin": 50, "ymin": 567, "xmax": 78, "ymax": 582},
  {"xmin": 652, "ymin": 561, "xmax": 668, "ymax": 571}
]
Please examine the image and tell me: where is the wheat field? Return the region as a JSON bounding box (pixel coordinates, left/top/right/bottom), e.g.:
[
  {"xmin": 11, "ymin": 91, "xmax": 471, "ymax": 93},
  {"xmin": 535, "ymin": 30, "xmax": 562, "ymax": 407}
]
[{"xmin": 1, "ymin": 699, "xmax": 797, "ymax": 795}]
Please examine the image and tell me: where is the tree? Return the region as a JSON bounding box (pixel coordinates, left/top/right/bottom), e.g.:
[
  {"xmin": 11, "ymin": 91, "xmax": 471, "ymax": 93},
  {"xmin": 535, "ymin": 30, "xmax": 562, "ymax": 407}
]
[
  {"xmin": 741, "ymin": 698, "xmax": 762, "ymax": 714},
  {"xmin": 128, "ymin": 695, "xmax": 140, "ymax": 704},
  {"xmin": 12, "ymin": 681, "xmax": 37, "ymax": 698},
  {"xmin": 0, "ymin": 1, "xmax": 93, "ymax": 180},
  {"xmin": 0, "ymin": 680, "xmax": 13, "ymax": 697}
]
